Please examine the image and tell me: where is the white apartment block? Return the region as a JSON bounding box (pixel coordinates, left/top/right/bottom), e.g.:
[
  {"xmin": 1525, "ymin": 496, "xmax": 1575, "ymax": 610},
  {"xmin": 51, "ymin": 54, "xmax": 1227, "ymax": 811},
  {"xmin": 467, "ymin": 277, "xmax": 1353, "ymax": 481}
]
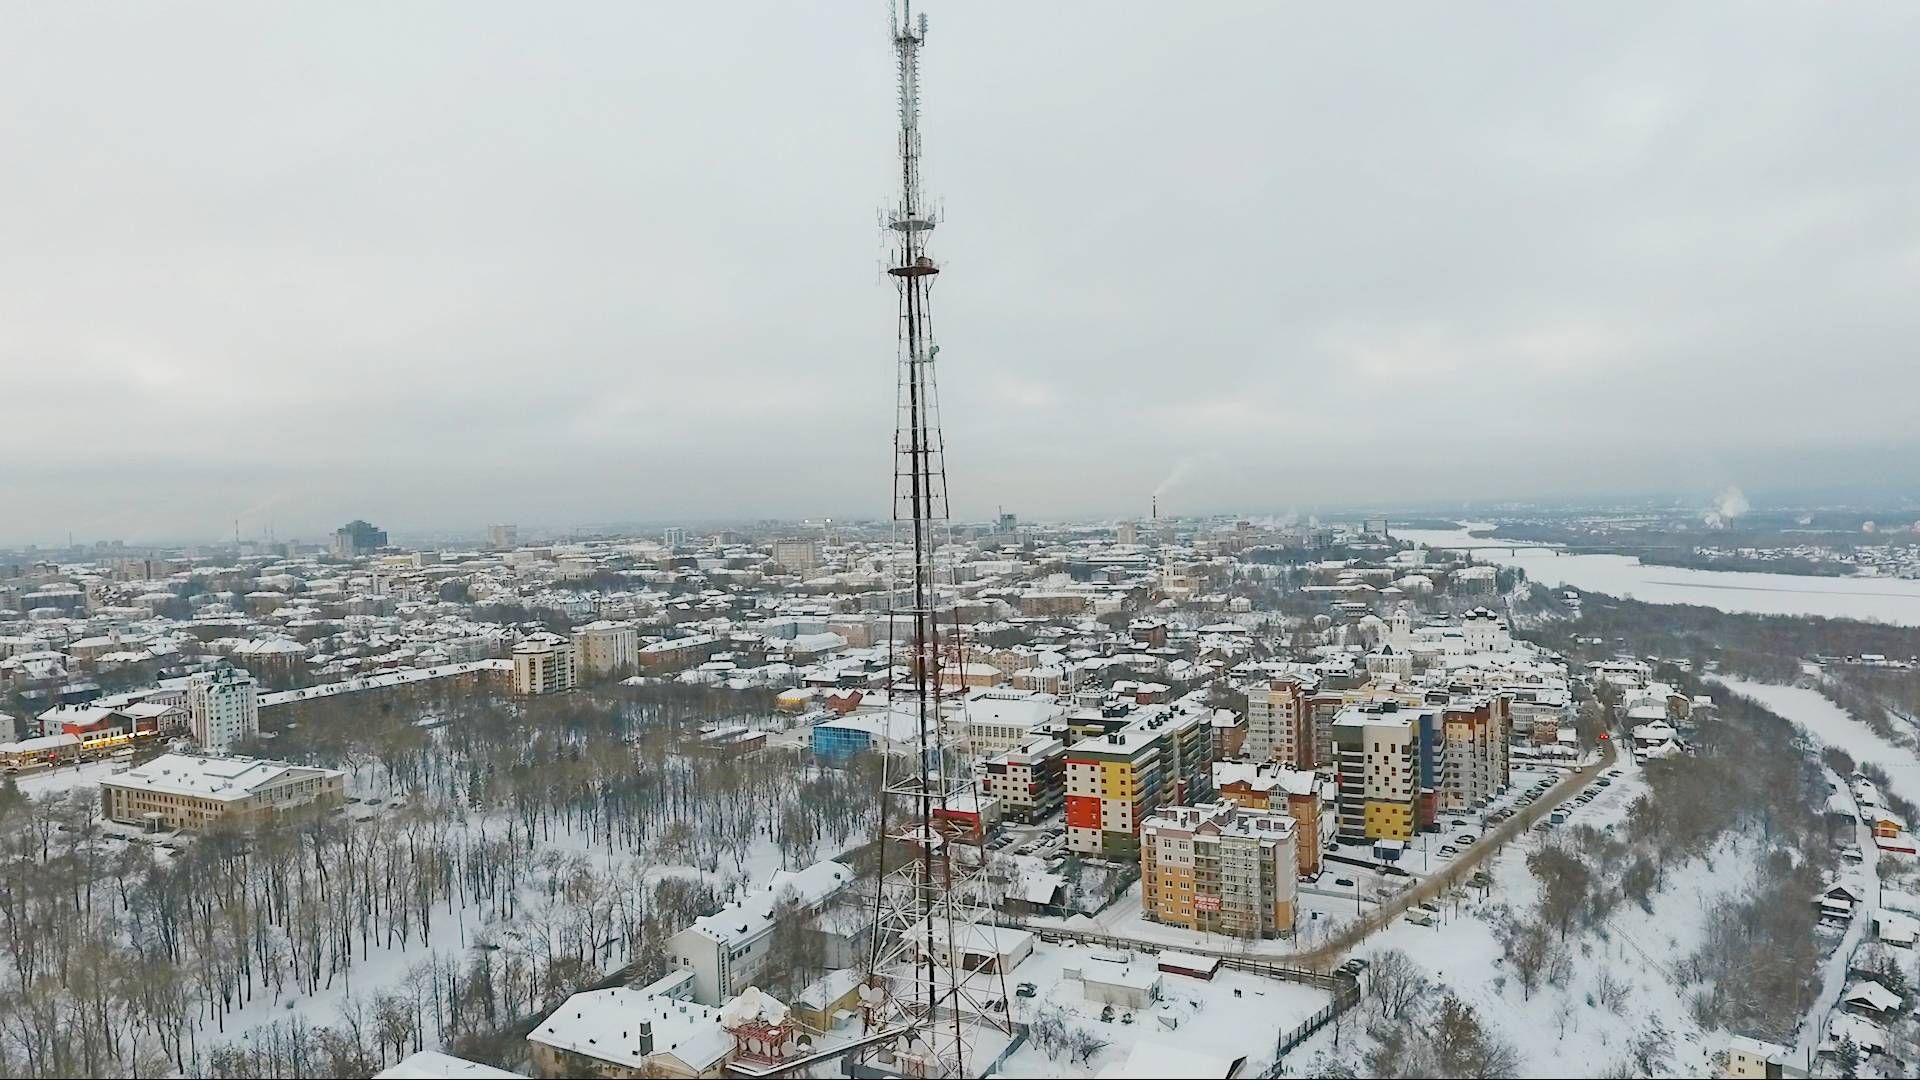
[
  {"xmin": 571, "ymin": 620, "xmax": 639, "ymax": 677},
  {"xmin": 187, "ymin": 667, "xmax": 259, "ymax": 752},
  {"xmin": 512, "ymin": 633, "xmax": 577, "ymax": 695}
]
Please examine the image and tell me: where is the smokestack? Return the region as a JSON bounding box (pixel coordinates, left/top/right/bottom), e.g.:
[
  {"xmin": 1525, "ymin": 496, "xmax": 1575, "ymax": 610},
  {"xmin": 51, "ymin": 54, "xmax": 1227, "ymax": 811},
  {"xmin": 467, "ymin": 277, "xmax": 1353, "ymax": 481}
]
[{"xmin": 1152, "ymin": 494, "xmax": 1158, "ymax": 522}]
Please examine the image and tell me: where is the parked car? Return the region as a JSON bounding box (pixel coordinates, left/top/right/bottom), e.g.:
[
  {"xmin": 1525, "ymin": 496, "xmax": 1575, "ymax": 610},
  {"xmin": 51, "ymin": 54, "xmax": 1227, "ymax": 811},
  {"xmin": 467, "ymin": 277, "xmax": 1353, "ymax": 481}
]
[
  {"xmin": 1334, "ymin": 877, "xmax": 1356, "ymax": 888},
  {"xmin": 1438, "ymin": 844, "xmax": 1459, "ymax": 856},
  {"xmin": 1457, "ymin": 834, "xmax": 1476, "ymax": 845}
]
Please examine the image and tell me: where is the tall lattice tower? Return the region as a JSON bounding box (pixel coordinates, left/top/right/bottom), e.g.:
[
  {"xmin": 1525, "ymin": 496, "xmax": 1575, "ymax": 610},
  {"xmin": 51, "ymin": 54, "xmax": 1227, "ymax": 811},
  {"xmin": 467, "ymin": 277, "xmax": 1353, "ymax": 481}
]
[{"xmin": 859, "ymin": 3, "xmax": 1013, "ymax": 1077}]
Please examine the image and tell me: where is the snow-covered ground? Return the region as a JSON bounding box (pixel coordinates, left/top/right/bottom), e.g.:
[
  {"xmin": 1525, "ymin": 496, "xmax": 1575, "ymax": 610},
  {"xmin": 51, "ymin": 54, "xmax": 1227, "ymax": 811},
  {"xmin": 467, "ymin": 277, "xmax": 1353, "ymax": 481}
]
[
  {"xmin": 998, "ymin": 939, "xmax": 1332, "ymax": 1078},
  {"xmin": 1285, "ymin": 750, "xmax": 1783, "ymax": 1077},
  {"xmin": 13, "ymin": 755, "xmax": 809, "ymax": 1066},
  {"xmin": 1715, "ymin": 676, "xmax": 1920, "ymax": 807}
]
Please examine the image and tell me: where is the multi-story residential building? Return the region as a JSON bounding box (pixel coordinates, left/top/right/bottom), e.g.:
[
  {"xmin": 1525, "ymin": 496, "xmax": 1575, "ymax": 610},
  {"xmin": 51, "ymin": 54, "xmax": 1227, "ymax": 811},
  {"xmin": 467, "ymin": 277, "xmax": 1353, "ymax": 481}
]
[
  {"xmin": 1439, "ymin": 694, "xmax": 1511, "ymax": 811},
  {"xmin": 512, "ymin": 633, "xmax": 577, "ymax": 695},
  {"xmin": 1141, "ymin": 802, "xmax": 1298, "ymax": 939},
  {"xmin": 572, "ymin": 620, "xmax": 639, "ymax": 678},
  {"xmin": 187, "ymin": 666, "xmax": 259, "ymax": 751},
  {"xmin": 1245, "ymin": 674, "xmax": 1314, "ymax": 768},
  {"xmin": 101, "ymin": 753, "xmax": 345, "ymax": 831},
  {"xmin": 975, "ymin": 736, "xmax": 1064, "ymax": 823},
  {"xmin": 486, "ymin": 523, "xmax": 518, "ymax": 550},
  {"xmin": 1064, "ymin": 707, "xmax": 1211, "ymax": 858},
  {"xmin": 1332, "ymin": 702, "xmax": 1438, "ymax": 843},
  {"xmin": 1212, "ymin": 760, "xmax": 1322, "ymax": 877},
  {"xmin": 639, "ymin": 634, "xmax": 724, "ymax": 672}
]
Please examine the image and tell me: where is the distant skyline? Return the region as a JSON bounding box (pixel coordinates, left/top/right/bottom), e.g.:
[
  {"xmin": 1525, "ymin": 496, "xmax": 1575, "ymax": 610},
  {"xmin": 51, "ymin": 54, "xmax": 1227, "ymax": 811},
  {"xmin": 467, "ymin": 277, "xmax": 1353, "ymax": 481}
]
[{"xmin": 3, "ymin": 3, "xmax": 1918, "ymax": 545}]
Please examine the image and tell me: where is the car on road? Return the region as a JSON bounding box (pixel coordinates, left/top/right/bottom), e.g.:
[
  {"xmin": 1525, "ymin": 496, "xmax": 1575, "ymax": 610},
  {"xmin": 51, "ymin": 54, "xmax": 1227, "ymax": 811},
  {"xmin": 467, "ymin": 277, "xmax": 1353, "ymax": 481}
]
[{"xmin": 1451, "ymin": 818, "xmax": 1468, "ymax": 827}]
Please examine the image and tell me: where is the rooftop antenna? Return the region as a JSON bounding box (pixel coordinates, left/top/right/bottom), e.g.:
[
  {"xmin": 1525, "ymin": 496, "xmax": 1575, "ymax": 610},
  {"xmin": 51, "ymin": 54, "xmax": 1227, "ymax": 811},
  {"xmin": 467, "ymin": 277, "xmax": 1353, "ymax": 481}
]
[{"xmin": 862, "ymin": 3, "xmax": 1011, "ymax": 1076}]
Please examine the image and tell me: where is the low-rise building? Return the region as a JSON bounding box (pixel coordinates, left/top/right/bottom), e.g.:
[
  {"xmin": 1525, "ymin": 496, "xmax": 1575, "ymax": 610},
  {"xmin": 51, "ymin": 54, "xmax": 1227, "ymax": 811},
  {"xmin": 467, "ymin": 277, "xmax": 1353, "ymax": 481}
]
[
  {"xmin": 666, "ymin": 859, "xmax": 857, "ymax": 1006},
  {"xmin": 528, "ymin": 983, "xmax": 729, "ymax": 1079},
  {"xmin": 101, "ymin": 753, "xmax": 345, "ymax": 831}
]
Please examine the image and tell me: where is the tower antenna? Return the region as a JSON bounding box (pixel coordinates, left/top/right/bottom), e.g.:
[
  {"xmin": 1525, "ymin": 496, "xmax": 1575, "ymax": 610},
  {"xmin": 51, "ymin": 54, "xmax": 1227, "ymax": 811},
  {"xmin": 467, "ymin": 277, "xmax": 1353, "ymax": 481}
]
[{"xmin": 861, "ymin": 3, "xmax": 1012, "ymax": 1076}]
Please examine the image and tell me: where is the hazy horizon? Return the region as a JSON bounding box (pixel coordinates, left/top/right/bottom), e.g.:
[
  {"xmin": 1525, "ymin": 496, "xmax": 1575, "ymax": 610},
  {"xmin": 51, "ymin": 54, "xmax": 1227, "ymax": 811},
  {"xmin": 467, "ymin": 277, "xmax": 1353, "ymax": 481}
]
[{"xmin": 4, "ymin": 2, "xmax": 1918, "ymax": 546}]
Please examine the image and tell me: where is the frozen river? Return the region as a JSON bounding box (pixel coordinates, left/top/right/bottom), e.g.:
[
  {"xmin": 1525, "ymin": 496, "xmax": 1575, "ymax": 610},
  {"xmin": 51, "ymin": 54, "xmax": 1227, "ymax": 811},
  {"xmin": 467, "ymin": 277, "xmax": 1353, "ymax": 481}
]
[{"xmin": 1395, "ymin": 525, "xmax": 1920, "ymax": 626}]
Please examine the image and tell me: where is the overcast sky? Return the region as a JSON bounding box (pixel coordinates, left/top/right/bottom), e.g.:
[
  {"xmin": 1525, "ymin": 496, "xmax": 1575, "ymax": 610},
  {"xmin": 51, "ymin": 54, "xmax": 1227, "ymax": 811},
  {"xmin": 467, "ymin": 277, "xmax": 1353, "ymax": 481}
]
[{"xmin": 2, "ymin": 2, "xmax": 1916, "ymax": 545}]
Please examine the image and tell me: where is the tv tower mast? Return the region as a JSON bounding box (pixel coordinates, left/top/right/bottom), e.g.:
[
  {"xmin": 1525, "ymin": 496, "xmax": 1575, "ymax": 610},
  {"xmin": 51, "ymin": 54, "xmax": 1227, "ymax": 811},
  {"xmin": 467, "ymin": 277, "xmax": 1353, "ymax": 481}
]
[{"xmin": 860, "ymin": 3, "xmax": 1012, "ymax": 1077}]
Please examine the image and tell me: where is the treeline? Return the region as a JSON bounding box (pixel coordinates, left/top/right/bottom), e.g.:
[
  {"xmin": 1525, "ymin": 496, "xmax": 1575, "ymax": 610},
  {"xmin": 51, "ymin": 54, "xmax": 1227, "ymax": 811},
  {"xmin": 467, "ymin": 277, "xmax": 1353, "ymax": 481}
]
[
  {"xmin": 1493, "ymin": 678, "xmax": 1831, "ymax": 1042},
  {"xmin": 0, "ymin": 683, "xmax": 879, "ymax": 1078},
  {"xmin": 1536, "ymin": 594, "xmax": 1920, "ymax": 673}
]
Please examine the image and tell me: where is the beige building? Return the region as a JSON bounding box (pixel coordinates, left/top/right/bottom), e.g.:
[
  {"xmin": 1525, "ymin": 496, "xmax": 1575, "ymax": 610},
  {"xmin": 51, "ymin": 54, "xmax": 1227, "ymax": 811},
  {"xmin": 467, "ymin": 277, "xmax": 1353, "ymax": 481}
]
[
  {"xmin": 101, "ymin": 753, "xmax": 345, "ymax": 831},
  {"xmin": 572, "ymin": 620, "xmax": 639, "ymax": 678},
  {"xmin": 770, "ymin": 539, "xmax": 820, "ymax": 574},
  {"xmin": 512, "ymin": 633, "xmax": 577, "ymax": 695},
  {"xmin": 1440, "ymin": 694, "xmax": 1511, "ymax": 811},
  {"xmin": 1245, "ymin": 674, "xmax": 1313, "ymax": 768},
  {"xmin": 1141, "ymin": 801, "xmax": 1298, "ymax": 939}
]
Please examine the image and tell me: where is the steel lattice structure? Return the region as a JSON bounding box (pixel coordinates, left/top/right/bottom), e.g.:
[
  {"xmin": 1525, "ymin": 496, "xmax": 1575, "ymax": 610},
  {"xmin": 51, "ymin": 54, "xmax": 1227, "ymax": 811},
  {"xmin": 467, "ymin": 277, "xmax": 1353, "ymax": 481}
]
[{"xmin": 857, "ymin": 3, "xmax": 1013, "ymax": 1077}]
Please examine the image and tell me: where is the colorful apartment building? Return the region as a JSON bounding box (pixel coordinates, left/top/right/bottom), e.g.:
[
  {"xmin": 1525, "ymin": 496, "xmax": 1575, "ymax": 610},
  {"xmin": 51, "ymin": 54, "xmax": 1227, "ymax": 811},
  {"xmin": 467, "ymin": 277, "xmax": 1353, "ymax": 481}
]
[
  {"xmin": 1064, "ymin": 708, "xmax": 1211, "ymax": 858},
  {"xmin": 1141, "ymin": 802, "xmax": 1298, "ymax": 939},
  {"xmin": 1211, "ymin": 760, "xmax": 1322, "ymax": 877},
  {"xmin": 1331, "ymin": 702, "xmax": 1438, "ymax": 842},
  {"xmin": 974, "ymin": 736, "xmax": 1065, "ymax": 823}
]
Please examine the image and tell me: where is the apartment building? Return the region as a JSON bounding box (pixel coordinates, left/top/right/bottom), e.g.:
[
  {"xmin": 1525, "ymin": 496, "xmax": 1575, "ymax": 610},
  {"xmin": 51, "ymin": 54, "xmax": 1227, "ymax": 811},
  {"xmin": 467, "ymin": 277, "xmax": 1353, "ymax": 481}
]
[
  {"xmin": 187, "ymin": 666, "xmax": 259, "ymax": 751},
  {"xmin": 1244, "ymin": 674, "xmax": 1313, "ymax": 768},
  {"xmin": 974, "ymin": 736, "xmax": 1065, "ymax": 823},
  {"xmin": 1141, "ymin": 802, "xmax": 1298, "ymax": 939},
  {"xmin": 1439, "ymin": 694, "xmax": 1511, "ymax": 811},
  {"xmin": 101, "ymin": 753, "xmax": 345, "ymax": 831},
  {"xmin": 572, "ymin": 620, "xmax": 639, "ymax": 678},
  {"xmin": 1332, "ymin": 702, "xmax": 1437, "ymax": 842},
  {"xmin": 1212, "ymin": 760, "xmax": 1322, "ymax": 877},
  {"xmin": 1064, "ymin": 708, "xmax": 1211, "ymax": 858},
  {"xmin": 512, "ymin": 633, "xmax": 578, "ymax": 695}
]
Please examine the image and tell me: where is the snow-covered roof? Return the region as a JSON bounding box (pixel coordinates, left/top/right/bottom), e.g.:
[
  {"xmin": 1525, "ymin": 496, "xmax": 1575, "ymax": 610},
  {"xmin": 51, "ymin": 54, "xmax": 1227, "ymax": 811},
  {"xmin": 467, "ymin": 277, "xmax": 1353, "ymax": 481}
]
[
  {"xmin": 1096, "ymin": 1037, "xmax": 1243, "ymax": 1078},
  {"xmin": 528, "ymin": 987, "xmax": 731, "ymax": 1072},
  {"xmin": 373, "ymin": 1051, "xmax": 525, "ymax": 1079},
  {"xmin": 103, "ymin": 754, "xmax": 342, "ymax": 802}
]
